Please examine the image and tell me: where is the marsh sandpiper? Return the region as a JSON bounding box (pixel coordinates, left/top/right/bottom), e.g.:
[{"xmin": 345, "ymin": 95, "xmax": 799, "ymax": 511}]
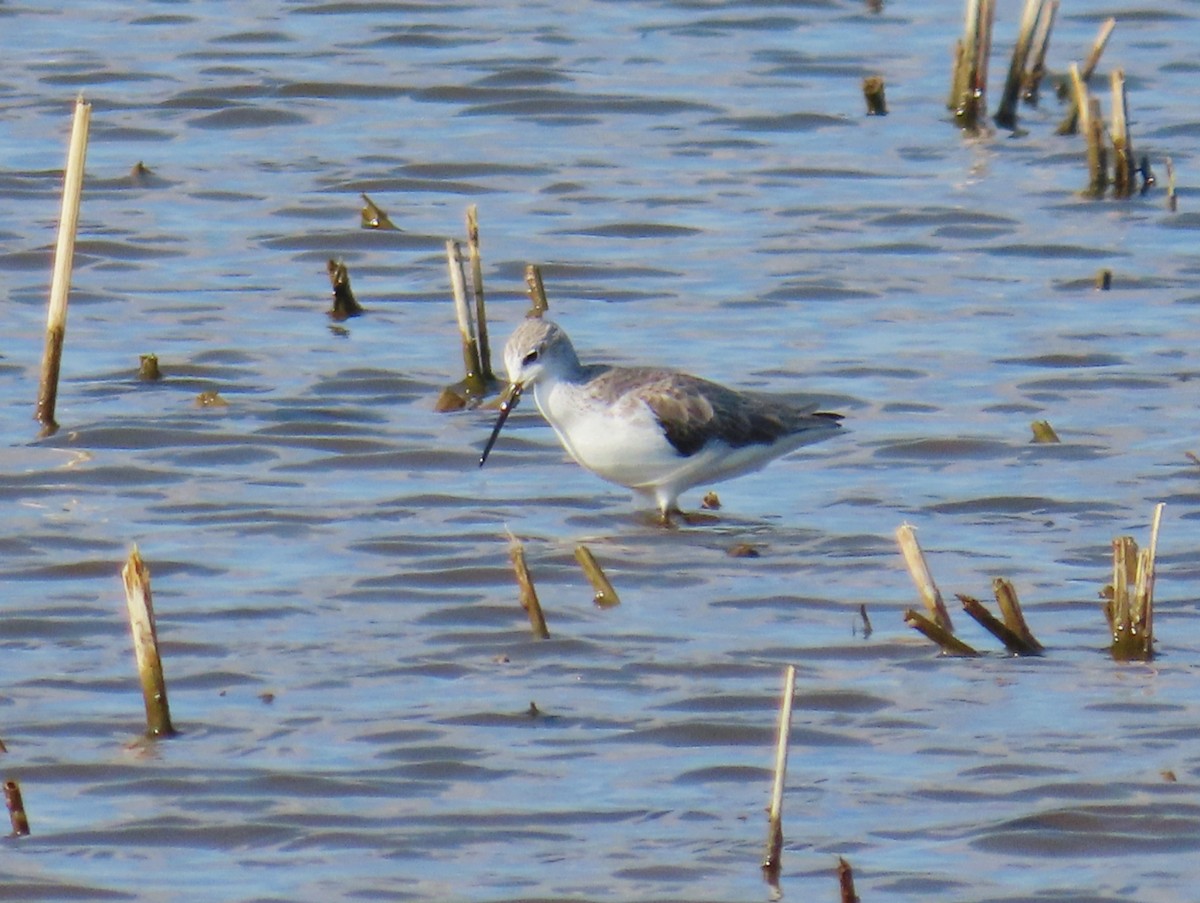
[{"xmin": 479, "ymin": 317, "xmax": 842, "ymax": 523}]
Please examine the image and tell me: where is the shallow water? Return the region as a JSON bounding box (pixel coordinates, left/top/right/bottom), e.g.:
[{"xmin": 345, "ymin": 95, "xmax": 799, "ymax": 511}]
[{"xmin": 2, "ymin": 1, "xmax": 1200, "ymax": 901}]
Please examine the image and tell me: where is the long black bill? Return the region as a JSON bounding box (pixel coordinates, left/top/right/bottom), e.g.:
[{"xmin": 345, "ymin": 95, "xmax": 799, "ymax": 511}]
[{"xmin": 479, "ymin": 383, "xmax": 523, "ymax": 467}]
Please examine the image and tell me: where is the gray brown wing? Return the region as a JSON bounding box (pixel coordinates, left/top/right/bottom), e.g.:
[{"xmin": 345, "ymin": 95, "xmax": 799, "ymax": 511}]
[{"xmin": 587, "ymin": 366, "xmax": 841, "ymax": 457}]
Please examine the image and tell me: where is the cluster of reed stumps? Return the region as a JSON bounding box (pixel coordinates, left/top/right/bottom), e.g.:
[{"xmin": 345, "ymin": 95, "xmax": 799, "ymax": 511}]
[{"xmin": 863, "ymin": 0, "xmax": 1178, "ymax": 207}]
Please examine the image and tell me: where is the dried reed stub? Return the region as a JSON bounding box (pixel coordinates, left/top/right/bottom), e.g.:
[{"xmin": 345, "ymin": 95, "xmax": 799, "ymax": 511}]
[
  {"xmin": 574, "ymin": 544, "xmax": 620, "ymax": 608},
  {"xmin": 1056, "ymin": 17, "xmax": 1116, "ymax": 135},
  {"xmin": 762, "ymin": 665, "xmax": 796, "ymax": 883},
  {"xmin": 138, "ymin": 354, "xmax": 163, "ymax": 381},
  {"xmin": 896, "ymin": 524, "xmax": 954, "ymax": 631},
  {"xmin": 1021, "ymin": 0, "xmax": 1059, "ymax": 104},
  {"xmin": 1109, "ymin": 69, "xmax": 1136, "ymax": 198},
  {"xmin": 359, "ymin": 192, "xmax": 396, "ymax": 230},
  {"xmin": 995, "ymin": 0, "xmax": 1057, "ymax": 129},
  {"xmin": 1095, "ymin": 268, "xmax": 1113, "ymax": 290},
  {"xmin": 958, "ymin": 578, "xmax": 1044, "ymax": 655},
  {"xmin": 904, "ymin": 608, "xmax": 980, "ymax": 656},
  {"xmin": 1030, "ymin": 419, "xmax": 1060, "ymax": 442},
  {"xmin": 437, "ymin": 215, "xmax": 502, "ymax": 412},
  {"xmin": 5, "ymin": 779, "xmax": 30, "ymax": 836},
  {"xmin": 508, "ymin": 532, "xmax": 549, "ymax": 639},
  {"xmin": 122, "ymin": 547, "xmax": 177, "ymax": 738},
  {"xmin": 838, "ymin": 857, "xmax": 860, "ymax": 903},
  {"xmin": 1165, "ymin": 157, "xmax": 1177, "ymax": 212},
  {"xmin": 949, "ymin": 0, "xmax": 996, "ymax": 132},
  {"xmin": 327, "ymin": 259, "xmax": 364, "ymax": 320},
  {"xmin": 1083, "ymin": 97, "xmax": 1108, "ymax": 198},
  {"xmin": 524, "ymin": 263, "xmax": 550, "ymax": 318},
  {"xmin": 862, "ymin": 75, "xmax": 887, "ymax": 115},
  {"xmin": 35, "ymin": 96, "xmax": 92, "ymax": 435},
  {"xmin": 1104, "ymin": 503, "xmax": 1164, "ymax": 662},
  {"xmin": 467, "ymin": 205, "xmax": 496, "ymax": 384}
]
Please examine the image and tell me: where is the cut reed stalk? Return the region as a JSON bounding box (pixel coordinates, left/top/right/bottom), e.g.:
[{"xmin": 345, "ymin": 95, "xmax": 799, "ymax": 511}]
[
  {"xmin": 1057, "ymin": 18, "xmax": 1116, "ymax": 134},
  {"xmin": 1022, "ymin": 0, "xmax": 1059, "ymax": 103},
  {"xmin": 4, "ymin": 779, "xmax": 30, "ymax": 836},
  {"xmin": 951, "ymin": 0, "xmax": 995, "ymax": 132},
  {"xmin": 837, "ymin": 857, "xmax": 860, "ymax": 903},
  {"xmin": 995, "ymin": 0, "xmax": 1048, "ymax": 128},
  {"xmin": 1165, "ymin": 157, "xmax": 1177, "ymax": 211},
  {"xmin": 762, "ymin": 664, "xmax": 796, "ymax": 878},
  {"xmin": 524, "ymin": 263, "xmax": 550, "ymax": 317},
  {"xmin": 904, "ymin": 608, "xmax": 979, "ymax": 656},
  {"xmin": 1030, "ymin": 420, "xmax": 1060, "ymax": 442},
  {"xmin": 896, "ymin": 524, "xmax": 954, "ymax": 631},
  {"xmin": 121, "ymin": 547, "xmax": 176, "ymax": 738},
  {"xmin": 1106, "ymin": 503, "xmax": 1163, "ymax": 661},
  {"xmin": 327, "ymin": 259, "xmax": 364, "ymax": 320},
  {"xmin": 862, "ymin": 75, "xmax": 887, "ymax": 115},
  {"xmin": 466, "ymin": 206, "xmax": 496, "ymax": 382},
  {"xmin": 574, "ymin": 545, "xmax": 620, "ymax": 608},
  {"xmin": 1085, "ymin": 97, "xmax": 1108, "ymax": 198},
  {"xmin": 959, "ymin": 594, "xmax": 1031, "ymax": 653},
  {"xmin": 1109, "ymin": 69, "xmax": 1135, "ymax": 198},
  {"xmin": 447, "ymin": 240, "xmax": 483, "ymax": 383},
  {"xmin": 359, "ymin": 192, "xmax": 396, "ymax": 230},
  {"xmin": 35, "ymin": 96, "xmax": 91, "ymax": 434},
  {"xmin": 508, "ymin": 531, "xmax": 549, "ymax": 639}
]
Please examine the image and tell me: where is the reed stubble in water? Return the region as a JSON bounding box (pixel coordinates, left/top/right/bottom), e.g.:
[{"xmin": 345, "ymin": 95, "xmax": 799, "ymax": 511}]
[
  {"xmin": 1056, "ymin": 18, "xmax": 1116, "ymax": 135},
  {"xmin": 896, "ymin": 524, "xmax": 954, "ymax": 631},
  {"xmin": 957, "ymin": 578, "xmax": 1044, "ymax": 655},
  {"xmin": 327, "ymin": 259, "xmax": 364, "ymax": 320},
  {"xmin": 761, "ymin": 664, "xmax": 796, "ymax": 881},
  {"xmin": 995, "ymin": 0, "xmax": 1056, "ymax": 128},
  {"xmin": 35, "ymin": 96, "xmax": 91, "ymax": 434},
  {"xmin": 574, "ymin": 545, "xmax": 620, "ymax": 608},
  {"xmin": 122, "ymin": 547, "xmax": 177, "ymax": 738},
  {"xmin": 524, "ymin": 263, "xmax": 550, "ymax": 318},
  {"xmin": 862, "ymin": 76, "xmax": 887, "ymax": 115},
  {"xmin": 1105, "ymin": 503, "xmax": 1163, "ymax": 661},
  {"xmin": 4, "ymin": 779, "xmax": 30, "ymax": 836},
  {"xmin": 948, "ymin": 0, "xmax": 995, "ymax": 132},
  {"xmin": 1109, "ymin": 69, "xmax": 1136, "ymax": 197},
  {"xmin": 507, "ymin": 531, "xmax": 549, "ymax": 639},
  {"xmin": 359, "ymin": 192, "xmax": 396, "ymax": 230}
]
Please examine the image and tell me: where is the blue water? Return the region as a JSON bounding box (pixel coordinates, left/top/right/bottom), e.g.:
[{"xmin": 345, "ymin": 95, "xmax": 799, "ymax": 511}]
[{"xmin": 2, "ymin": 1, "xmax": 1200, "ymax": 901}]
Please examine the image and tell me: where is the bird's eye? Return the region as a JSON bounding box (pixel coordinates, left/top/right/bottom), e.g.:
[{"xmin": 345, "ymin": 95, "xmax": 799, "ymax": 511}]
[{"xmin": 522, "ymin": 349, "xmax": 539, "ymax": 366}]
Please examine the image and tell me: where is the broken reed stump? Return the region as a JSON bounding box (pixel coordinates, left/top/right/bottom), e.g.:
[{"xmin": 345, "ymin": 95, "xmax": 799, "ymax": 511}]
[
  {"xmin": 138, "ymin": 353, "xmax": 163, "ymax": 381},
  {"xmin": 466, "ymin": 206, "xmax": 496, "ymax": 383},
  {"xmin": 904, "ymin": 608, "xmax": 980, "ymax": 656},
  {"xmin": 1021, "ymin": 0, "xmax": 1059, "ymax": 104},
  {"xmin": 121, "ymin": 547, "xmax": 177, "ymax": 738},
  {"xmin": 958, "ymin": 578, "xmax": 1044, "ymax": 654},
  {"xmin": 1165, "ymin": 157, "xmax": 1177, "ymax": 212},
  {"xmin": 995, "ymin": 0, "xmax": 1055, "ymax": 129},
  {"xmin": 508, "ymin": 532, "xmax": 549, "ymax": 639},
  {"xmin": 435, "ymin": 240, "xmax": 491, "ymax": 411},
  {"xmin": 35, "ymin": 96, "xmax": 92, "ymax": 435},
  {"xmin": 1095, "ymin": 268, "xmax": 1113, "ymax": 290},
  {"xmin": 524, "ymin": 263, "xmax": 550, "ymax": 318},
  {"xmin": 896, "ymin": 524, "xmax": 954, "ymax": 631},
  {"xmin": 4, "ymin": 779, "xmax": 30, "ymax": 836},
  {"xmin": 326, "ymin": 259, "xmax": 364, "ymax": 320},
  {"xmin": 1109, "ymin": 69, "xmax": 1136, "ymax": 198},
  {"xmin": 949, "ymin": 0, "xmax": 996, "ymax": 132},
  {"xmin": 359, "ymin": 192, "xmax": 396, "ymax": 230},
  {"xmin": 1105, "ymin": 503, "xmax": 1164, "ymax": 662},
  {"xmin": 762, "ymin": 664, "xmax": 796, "ymax": 880},
  {"xmin": 838, "ymin": 857, "xmax": 860, "ymax": 903},
  {"xmin": 1030, "ymin": 419, "xmax": 1060, "ymax": 443},
  {"xmin": 574, "ymin": 545, "xmax": 620, "ymax": 608},
  {"xmin": 1084, "ymin": 96, "xmax": 1108, "ymax": 198},
  {"xmin": 1056, "ymin": 17, "xmax": 1116, "ymax": 135},
  {"xmin": 862, "ymin": 75, "xmax": 887, "ymax": 115}
]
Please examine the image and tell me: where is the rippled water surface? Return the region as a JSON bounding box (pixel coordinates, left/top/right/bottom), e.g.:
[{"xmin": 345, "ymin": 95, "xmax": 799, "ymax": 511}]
[{"xmin": 3, "ymin": 1, "xmax": 1200, "ymax": 901}]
